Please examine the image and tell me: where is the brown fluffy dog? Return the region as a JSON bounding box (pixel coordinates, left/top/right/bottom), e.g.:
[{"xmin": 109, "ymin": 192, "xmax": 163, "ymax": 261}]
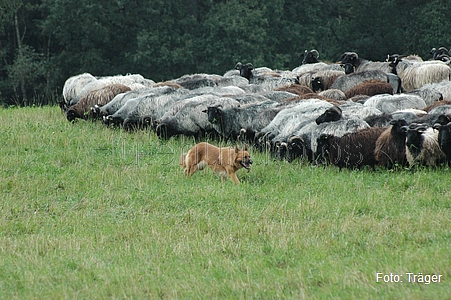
[{"xmin": 180, "ymin": 142, "xmax": 252, "ymax": 184}]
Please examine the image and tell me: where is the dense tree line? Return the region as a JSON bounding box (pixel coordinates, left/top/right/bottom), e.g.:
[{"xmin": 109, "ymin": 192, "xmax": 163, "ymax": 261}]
[{"xmin": 0, "ymin": 0, "xmax": 450, "ymax": 106}]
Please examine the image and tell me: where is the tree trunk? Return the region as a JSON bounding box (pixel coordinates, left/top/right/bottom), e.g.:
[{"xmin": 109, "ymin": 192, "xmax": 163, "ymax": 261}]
[{"xmin": 14, "ymin": 9, "xmax": 27, "ymax": 106}]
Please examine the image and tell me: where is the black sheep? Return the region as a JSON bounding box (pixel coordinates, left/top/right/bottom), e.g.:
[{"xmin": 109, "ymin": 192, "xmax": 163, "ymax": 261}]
[
  {"xmin": 235, "ymin": 62, "xmax": 254, "ymax": 80},
  {"xmin": 433, "ymin": 114, "xmax": 451, "ymax": 166}
]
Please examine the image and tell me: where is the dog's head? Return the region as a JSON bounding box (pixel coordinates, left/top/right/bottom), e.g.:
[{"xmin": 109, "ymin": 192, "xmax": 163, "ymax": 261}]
[{"xmin": 235, "ymin": 145, "xmax": 253, "ymax": 172}]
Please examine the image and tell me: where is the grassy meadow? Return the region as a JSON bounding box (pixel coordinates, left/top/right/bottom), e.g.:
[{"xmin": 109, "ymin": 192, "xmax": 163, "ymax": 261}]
[{"xmin": 0, "ymin": 106, "xmax": 450, "ymax": 299}]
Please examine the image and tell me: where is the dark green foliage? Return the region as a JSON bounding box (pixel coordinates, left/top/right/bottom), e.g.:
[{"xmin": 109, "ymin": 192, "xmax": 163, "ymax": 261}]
[{"xmin": 0, "ymin": 0, "xmax": 450, "ymax": 105}]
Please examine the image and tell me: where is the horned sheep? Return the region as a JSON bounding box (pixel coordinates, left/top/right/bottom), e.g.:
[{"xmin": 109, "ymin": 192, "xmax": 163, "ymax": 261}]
[
  {"xmin": 268, "ymin": 104, "xmax": 370, "ymax": 159},
  {"xmin": 373, "ymin": 119, "xmax": 409, "ymax": 169},
  {"xmin": 301, "ymin": 49, "xmax": 320, "ymax": 64},
  {"xmin": 404, "ymin": 123, "xmax": 446, "ymax": 167},
  {"xmin": 433, "ymin": 115, "xmax": 451, "ymax": 166},
  {"xmin": 390, "ymin": 58, "xmax": 451, "ymax": 92}
]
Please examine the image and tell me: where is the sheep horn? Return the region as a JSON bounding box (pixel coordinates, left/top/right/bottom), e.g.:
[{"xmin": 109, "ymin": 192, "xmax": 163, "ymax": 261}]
[
  {"xmin": 433, "ymin": 123, "xmax": 442, "ymax": 130},
  {"xmin": 311, "ymin": 49, "xmax": 319, "ymax": 58},
  {"xmin": 336, "ymin": 53, "xmax": 347, "ymax": 63},
  {"xmin": 438, "ymin": 47, "xmax": 449, "ymax": 54}
]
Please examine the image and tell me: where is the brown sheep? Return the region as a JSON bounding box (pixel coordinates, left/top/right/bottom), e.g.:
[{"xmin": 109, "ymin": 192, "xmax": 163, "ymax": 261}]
[
  {"xmin": 345, "ymin": 80, "xmax": 394, "ymax": 99},
  {"xmin": 316, "ymin": 127, "xmax": 386, "ymax": 170},
  {"xmin": 374, "ymin": 119, "xmax": 409, "ymax": 169},
  {"xmin": 66, "ymin": 83, "xmax": 131, "ymax": 122},
  {"xmin": 275, "ymin": 84, "xmax": 314, "ymax": 96}
]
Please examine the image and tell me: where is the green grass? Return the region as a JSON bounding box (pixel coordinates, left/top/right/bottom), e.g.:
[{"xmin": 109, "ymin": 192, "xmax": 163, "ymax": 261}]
[{"xmin": 0, "ymin": 106, "xmax": 450, "ymax": 299}]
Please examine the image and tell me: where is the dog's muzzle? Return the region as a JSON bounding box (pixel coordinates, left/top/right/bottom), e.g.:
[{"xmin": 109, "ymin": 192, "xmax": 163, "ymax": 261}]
[{"xmin": 241, "ymin": 159, "xmax": 253, "ymax": 172}]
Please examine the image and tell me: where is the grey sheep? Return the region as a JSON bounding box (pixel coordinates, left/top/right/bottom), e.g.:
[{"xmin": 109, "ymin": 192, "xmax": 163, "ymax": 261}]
[
  {"xmin": 363, "ymin": 94, "xmax": 427, "ymax": 113},
  {"xmin": 155, "ymin": 95, "xmax": 240, "ymax": 139}
]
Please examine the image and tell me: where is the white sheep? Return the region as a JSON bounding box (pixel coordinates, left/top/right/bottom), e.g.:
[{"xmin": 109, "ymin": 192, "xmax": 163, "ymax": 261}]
[{"xmin": 395, "ymin": 60, "xmax": 451, "ymax": 92}]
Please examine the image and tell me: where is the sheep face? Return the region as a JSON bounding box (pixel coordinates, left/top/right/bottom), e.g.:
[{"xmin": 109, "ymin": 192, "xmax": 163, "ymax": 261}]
[
  {"xmin": 203, "ymin": 106, "xmax": 222, "ymax": 124},
  {"xmin": 302, "ymin": 50, "xmax": 319, "ymax": 64},
  {"xmin": 433, "ymin": 122, "xmax": 451, "ymax": 160},
  {"xmin": 405, "ymin": 125, "xmax": 428, "ymax": 157},
  {"xmin": 311, "ymin": 76, "xmax": 324, "ymax": 92},
  {"xmin": 341, "ymin": 63, "xmax": 356, "ymax": 75},
  {"xmin": 315, "ymin": 106, "xmax": 343, "ymax": 125},
  {"xmin": 156, "ymin": 122, "xmax": 175, "ymax": 139},
  {"xmin": 235, "ymin": 62, "xmax": 254, "ymax": 80},
  {"xmin": 287, "ymin": 136, "xmax": 312, "ymax": 162},
  {"xmin": 315, "ymin": 134, "xmax": 332, "ymax": 163},
  {"xmin": 337, "ymin": 52, "xmax": 358, "ymax": 65},
  {"xmin": 390, "ymin": 119, "xmax": 408, "ymax": 135},
  {"xmin": 434, "ymin": 114, "xmax": 451, "ymax": 126},
  {"xmin": 66, "ymin": 107, "xmax": 80, "ymax": 122}
]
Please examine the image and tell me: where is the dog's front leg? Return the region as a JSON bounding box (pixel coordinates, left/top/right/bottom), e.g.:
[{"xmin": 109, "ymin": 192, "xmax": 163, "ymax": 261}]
[{"xmin": 228, "ymin": 171, "xmax": 240, "ymax": 184}]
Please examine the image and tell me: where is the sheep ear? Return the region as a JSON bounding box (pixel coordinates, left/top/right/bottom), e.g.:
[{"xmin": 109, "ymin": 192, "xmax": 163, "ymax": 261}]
[
  {"xmin": 202, "ymin": 109, "xmax": 207, "ymax": 113},
  {"xmin": 235, "ymin": 62, "xmax": 242, "ymax": 70},
  {"xmin": 246, "ymin": 63, "xmax": 254, "ymax": 70}
]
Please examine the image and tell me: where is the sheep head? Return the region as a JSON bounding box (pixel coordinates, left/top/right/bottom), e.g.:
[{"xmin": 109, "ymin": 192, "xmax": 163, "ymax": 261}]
[
  {"xmin": 315, "ymin": 106, "xmax": 343, "ymax": 125},
  {"xmin": 302, "ymin": 49, "xmax": 320, "ymax": 64},
  {"xmin": 405, "ymin": 123, "xmax": 429, "ymax": 156},
  {"xmin": 203, "ymin": 105, "xmax": 223, "ymax": 124},
  {"xmin": 311, "ymin": 76, "xmax": 324, "ymax": 92},
  {"xmin": 235, "ymin": 62, "xmax": 254, "ymax": 80}
]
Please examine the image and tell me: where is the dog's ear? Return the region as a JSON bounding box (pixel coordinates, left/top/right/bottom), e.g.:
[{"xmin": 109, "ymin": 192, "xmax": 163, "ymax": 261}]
[
  {"xmin": 235, "ymin": 145, "xmax": 239, "ymax": 153},
  {"xmin": 242, "ymin": 144, "xmax": 248, "ymax": 151}
]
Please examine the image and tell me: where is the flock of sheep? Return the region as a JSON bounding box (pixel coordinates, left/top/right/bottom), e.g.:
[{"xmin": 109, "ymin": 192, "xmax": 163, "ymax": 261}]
[{"xmin": 60, "ymin": 47, "xmax": 451, "ymax": 170}]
